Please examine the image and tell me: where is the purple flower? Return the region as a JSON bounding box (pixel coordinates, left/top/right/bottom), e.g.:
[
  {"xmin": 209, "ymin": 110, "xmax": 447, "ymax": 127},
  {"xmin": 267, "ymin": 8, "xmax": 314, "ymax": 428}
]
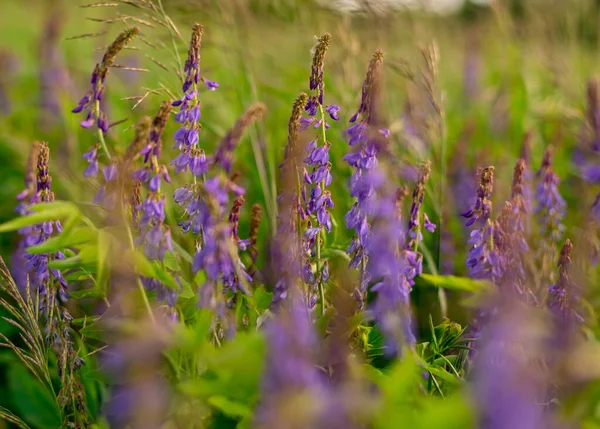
[
  {"xmin": 366, "ymin": 167, "xmax": 417, "ymax": 354},
  {"xmin": 462, "ymin": 167, "xmax": 499, "ymax": 282},
  {"xmin": 203, "ymin": 79, "xmax": 219, "ymax": 91},
  {"xmin": 472, "ymin": 297, "xmax": 550, "ymax": 429},
  {"xmin": 547, "ymin": 239, "xmax": 583, "ymax": 324},
  {"xmin": 256, "ymin": 292, "xmax": 327, "ymax": 428},
  {"xmin": 72, "ymin": 27, "xmax": 139, "ymax": 139},
  {"xmin": 82, "ymin": 146, "xmax": 99, "ymax": 178},
  {"xmin": 325, "ymin": 104, "xmax": 340, "ymax": 121}
]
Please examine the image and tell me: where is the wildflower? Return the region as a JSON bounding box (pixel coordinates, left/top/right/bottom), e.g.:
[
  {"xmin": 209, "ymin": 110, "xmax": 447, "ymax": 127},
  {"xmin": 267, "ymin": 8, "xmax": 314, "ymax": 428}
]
[
  {"xmin": 548, "ymin": 239, "xmax": 583, "ymax": 324},
  {"xmin": 13, "ymin": 141, "xmax": 40, "ymax": 288},
  {"xmin": 171, "ymin": 24, "xmax": 218, "ymax": 184},
  {"xmin": 271, "ymin": 94, "xmax": 308, "ymax": 306},
  {"xmin": 368, "ymin": 168, "xmax": 418, "ymax": 353},
  {"xmin": 21, "ymin": 143, "xmax": 88, "ymax": 423},
  {"xmin": 103, "ymin": 316, "xmax": 171, "ymax": 429},
  {"xmin": 473, "ymin": 297, "xmax": 550, "ymax": 429},
  {"xmin": 72, "ymin": 27, "xmax": 139, "ymax": 135},
  {"xmin": 462, "ymin": 166, "xmax": 499, "ymax": 281},
  {"xmin": 407, "ymin": 160, "xmax": 435, "ymax": 248},
  {"xmin": 535, "ymin": 147, "xmax": 566, "ymax": 282},
  {"xmin": 256, "ymin": 291, "xmax": 326, "ymax": 428},
  {"xmin": 344, "ymin": 50, "xmax": 386, "ymax": 292}
]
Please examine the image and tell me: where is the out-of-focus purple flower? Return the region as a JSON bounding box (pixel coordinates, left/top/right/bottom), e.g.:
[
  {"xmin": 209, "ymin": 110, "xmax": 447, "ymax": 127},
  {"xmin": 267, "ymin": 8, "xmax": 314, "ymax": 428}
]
[
  {"xmin": 472, "ymin": 296, "xmax": 550, "ymax": 429},
  {"xmin": 272, "ymin": 93, "xmax": 308, "ymax": 306},
  {"xmin": 344, "ymin": 50, "xmax": 385, "ymax": 295},
  {"xmin": 82, "ymin": 146, "xmax": 99, "ymax": 178},
  {"xmin": 256, "ymin": 291, "xmax": 328, "ymax": 428},
  {"xmin": 203, "ymin": 78, "xmax": 219, "ymax": 91},
  {"xmin": 535, "ymin": 148, "xmax": 566, "ymax": 282},
  {"xmin": 548, "ymin": 239, "xmax": 583, "ymax": 325},
  {"xmin": 102, "ymin": 316, "xmax": 171, "ymax": 429},
  {"xmin": 367, "ymin": 166, "xmax": 418, "ymax": 354}
]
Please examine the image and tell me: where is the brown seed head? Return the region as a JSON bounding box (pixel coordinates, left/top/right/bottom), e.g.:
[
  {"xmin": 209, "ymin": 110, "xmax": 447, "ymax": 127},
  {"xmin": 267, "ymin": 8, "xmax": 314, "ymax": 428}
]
[
  {"xmin": 310, "ymin": 32, "xmax": 331, "ymax": 95},
  {"xmin": 229, "ymin": 196, "xmax": 245, "ymax": 240},
  {"xmin": 101, "ymin": 27, "xmax": 140, "ymax": 70},
  {"xmin": 362, "ymin": 49, "xmax": 384, "ymax": 124},
  {"xmin": 123, "ymin": 116, "xmax": 151, "ymax": 165},
  {"xmin": 130, "ymin": 180, "xmax": 142, "ymax": 229}
]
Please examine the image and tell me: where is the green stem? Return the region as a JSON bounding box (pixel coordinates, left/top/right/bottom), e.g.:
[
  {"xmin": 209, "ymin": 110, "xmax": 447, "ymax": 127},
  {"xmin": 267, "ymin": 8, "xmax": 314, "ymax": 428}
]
[
  {"xmin": 125, "ymin": 222, "xmax": 155, "ymax": 323},
  {"xmin": 316, "ymin": 103, "xmax": 328, "ymax": 315},
  {"xmin": 95, "ymin": 100, "xmax": 111, "ymax": 161}
]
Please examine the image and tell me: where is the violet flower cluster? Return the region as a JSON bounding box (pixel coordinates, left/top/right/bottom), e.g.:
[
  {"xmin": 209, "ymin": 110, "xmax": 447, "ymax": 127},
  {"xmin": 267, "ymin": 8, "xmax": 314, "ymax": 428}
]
[
  {"xmin": 462, "ymin": 166, "xmax": 500, "ymax": 281},
  {"xmin": 535, "ymin": 148, "xmax": 566, "ymax": 243},
  {"xmin": 407, "ymin": 160, "xmax": 436, "ymax": 249},
  {"xmin": 73, "ymin": 27, "xmax": 140, "ymax": 176},
  {"xmin": 272, "ymin": 93, "xmax": 308, "ymax": 305},
  {"xmin": 367, "ymin": 166, "xmax": 419, "ymax": 352},
  {"xmin": 547, "ymin": 239, "xmax": 583, "ymax": 324},
  {"xmin": 298, "ymin": 33, "xmax": 338, "ymax": 306},
  {"xmin": 132, "ymin": 103, "xmax": 176, "ymax": 309},
  {"xmin": 344, "ymin": 50, "xmax": 388, "ymax": 292},
  {"xmin": 171, "ymin": 23, "xmax": 219, "ymax": 184}
]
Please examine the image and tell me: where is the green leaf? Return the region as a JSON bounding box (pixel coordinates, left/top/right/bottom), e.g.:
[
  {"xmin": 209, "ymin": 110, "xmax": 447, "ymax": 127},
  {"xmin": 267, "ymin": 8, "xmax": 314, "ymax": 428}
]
[
  {"xmin": 253, "ymin": 287, "xmax": 272, "ymax": 310},
  {"xmin": 163, "ymin": 252, "xmax": 181, "ymax": 272},
  {"xmin": 80, "ymin": 321, "xmax": 105, "ymax": 341},
  {"xmin": 47, "ymin": 246, "xmax": 97, "ymax": 270},
  {"xmin": 419, "ymin": 274, "xmax": 491, "ymax": 293},
  {"xmin": 208, "ymin": 396, "xmax": 252, "ymax": 419},
  {"xmin": 426, "ymin": 365, "xmax": 462, "ymax": 386},
  {"xmin": 127, "ymin": 250, "xmax": 179, "ymax": 290},
  {"xmin": 0, "ymin": 201, "xmax": 79, "ymax": 233},
  {"xmin": 178, "ymin": 277, "xmax": 195, "ymax": 299},
  {"xmin": 7, "ymin": 365, "xmax": 61, "ymax": 429},
  {"xmin": 27, "ymin": 226, "xmax": 97, "ymax": 254}
]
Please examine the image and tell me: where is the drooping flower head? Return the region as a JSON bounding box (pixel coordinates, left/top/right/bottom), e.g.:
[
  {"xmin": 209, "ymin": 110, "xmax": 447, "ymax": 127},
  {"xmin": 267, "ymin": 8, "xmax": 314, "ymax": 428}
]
[{"xmin": 72, "ymin": 27, "xmax": 139, "ymax": 135}]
